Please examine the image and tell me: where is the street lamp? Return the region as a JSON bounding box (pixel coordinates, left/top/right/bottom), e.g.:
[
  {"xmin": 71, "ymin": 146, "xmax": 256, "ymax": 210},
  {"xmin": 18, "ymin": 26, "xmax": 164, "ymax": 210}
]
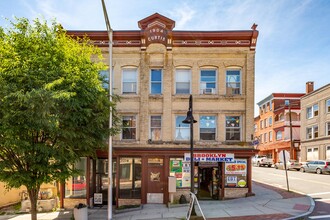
[
  {"xmin": 182, "ymin": 95, "xmax": 197, "ymax": 215},
  {"xmin": 101, "ymin": 0, "xmax": 113, "ymax": 219}
]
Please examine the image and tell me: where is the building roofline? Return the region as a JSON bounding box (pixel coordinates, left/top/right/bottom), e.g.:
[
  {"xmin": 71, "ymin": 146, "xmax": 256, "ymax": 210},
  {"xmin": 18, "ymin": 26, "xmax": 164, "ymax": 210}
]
[{"xmin": 301, "ymin": 83, "xmax": 330, "ymax": 99}]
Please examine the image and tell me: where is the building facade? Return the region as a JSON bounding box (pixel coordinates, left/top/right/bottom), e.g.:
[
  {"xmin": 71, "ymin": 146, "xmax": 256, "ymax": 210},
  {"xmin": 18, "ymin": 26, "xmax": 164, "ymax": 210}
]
[
  {"xmin": 254, "ymin": 93, "xmax": 304, "ymax": 163},
  {"xmin": 300, "ymin": 82, "xmax": 330, "ymax": 162},
  {"xmin": 64, "ymin": 13, "xmax": 259, "ymax": 208}
]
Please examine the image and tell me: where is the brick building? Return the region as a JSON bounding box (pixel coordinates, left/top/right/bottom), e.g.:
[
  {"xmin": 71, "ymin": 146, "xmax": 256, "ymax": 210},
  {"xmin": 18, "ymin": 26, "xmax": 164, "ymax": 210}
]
[
  {"xmin": 300, "ymin": 82, "xmax": 330, "ymax": 162},
  {"xmin": 64, "ymin": 13, "xmax": 259, "ymax": 208},
  {"xmin": 254, "ymin": 93, "xmax": 305, "ymax": 163}
]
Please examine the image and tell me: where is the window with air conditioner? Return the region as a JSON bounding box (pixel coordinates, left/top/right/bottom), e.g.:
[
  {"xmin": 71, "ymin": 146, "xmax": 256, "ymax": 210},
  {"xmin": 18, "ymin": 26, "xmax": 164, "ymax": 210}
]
[{"xmin": 200, "ymin": 70, "xmax": 216, "ymax": 94}]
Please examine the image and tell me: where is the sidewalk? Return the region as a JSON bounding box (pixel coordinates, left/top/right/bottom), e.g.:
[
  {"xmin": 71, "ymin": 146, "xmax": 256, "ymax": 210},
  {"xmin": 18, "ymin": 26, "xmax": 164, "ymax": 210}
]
[{"xmin": 0, "ymin": 181, "xmax": 314, "ymax": 220}]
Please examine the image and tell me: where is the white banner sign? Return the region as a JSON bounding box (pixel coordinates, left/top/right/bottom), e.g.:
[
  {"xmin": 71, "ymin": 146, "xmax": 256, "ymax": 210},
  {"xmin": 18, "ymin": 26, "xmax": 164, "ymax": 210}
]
[{"xmin": 184, "ymin": 153, "xmax": 234, "ymax": 162}]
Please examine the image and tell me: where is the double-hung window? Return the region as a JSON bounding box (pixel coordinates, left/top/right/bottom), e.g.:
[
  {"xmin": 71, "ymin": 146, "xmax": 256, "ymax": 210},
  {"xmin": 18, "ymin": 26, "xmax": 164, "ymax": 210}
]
[
  {"xmin": 200, "ymin": 116, "xmax": 216, "ymax": 140},
  {"xmin": 150, "ymin": 115, "xmax": 162, "ymax": 141},
  {"xmin": 269, "ymin": 117, "xmax": 273, "ymax": 126},
  {"xmin": 307, "ymin": 104, "xmax": 319, "ymax": 119},
  {"xmin": 122, "ymin": 116, "xmax": 136, "ymax": 140},
  {"xmin": 269, "ymin": 131, "xmax": 273, "ymax": 142},
  {"xmin": 150, "ymin": 69, "xmax": 162, "ymax": 94},
  {"xmin": 200, "ymin": 70, "xmax": 216, "ymax": 94},
  {"xmin": 276, "ymin": 131, "xmax": 282, "ymax": 140},
  {"xmin": 175, "ymin": 69, "xmax": 191, "ymax": 94},
  {"xmin": 327, "ymin": 122, "xmax": 330, "ymax": 136},
  {"xmin": 175, "ymin": 116, "xmax": 190, "ymax": 140},
  {"xmin": 326, "ymin": 99, "xmax": 330, "ymax": 113},
  {"xmin": 122, "ymin": 68, "xmax": 137, "ymax": 94},
  {"xmin": 225, "ymin": 116, "xmax": 241, "ymax": 141},
  {"xmin": 327, "ymin": 146, "xmax": 330, "ymax": 159},
  {"xmin": 306, "ymin": 125, "xmax": 318, "ymax": 139},
  {"xmin": 226, "ymin": 70, "xmax": 241, "ymax": 95}
]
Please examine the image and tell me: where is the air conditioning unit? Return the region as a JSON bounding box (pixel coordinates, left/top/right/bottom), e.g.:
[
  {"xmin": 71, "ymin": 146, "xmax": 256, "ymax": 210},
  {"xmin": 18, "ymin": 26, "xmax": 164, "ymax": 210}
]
[{"xmin": 203, "ymin": 88, "xmax": 215, "ymax": 94}]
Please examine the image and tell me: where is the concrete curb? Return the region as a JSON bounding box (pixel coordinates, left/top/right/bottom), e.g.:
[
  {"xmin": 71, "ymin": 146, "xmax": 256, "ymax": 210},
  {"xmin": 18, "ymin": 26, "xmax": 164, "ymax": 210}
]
[{"xmin": 283, "ymin": 195, "xmax": 315, "ymax": 220}]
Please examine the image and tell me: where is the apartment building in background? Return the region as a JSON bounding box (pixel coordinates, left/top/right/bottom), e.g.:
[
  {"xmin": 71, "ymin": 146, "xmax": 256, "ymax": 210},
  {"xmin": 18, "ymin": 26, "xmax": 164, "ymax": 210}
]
[
  {"xmin": 254, "ymin": 92, "xmax": 305, "ymax": 163},
  {"xmin": 65, "ymin": 13, "xmax": 259, "ymax": 208},
  {"xmin": 300, "ymin": 82, "xmax": 330, "ymax": 162}
]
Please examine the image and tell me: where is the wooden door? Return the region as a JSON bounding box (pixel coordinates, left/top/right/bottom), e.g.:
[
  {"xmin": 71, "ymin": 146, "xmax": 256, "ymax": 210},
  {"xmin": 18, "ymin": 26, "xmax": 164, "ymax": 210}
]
[{"xmin": 147, "ymin": 158, "xmax": 164, "ymax": 203}]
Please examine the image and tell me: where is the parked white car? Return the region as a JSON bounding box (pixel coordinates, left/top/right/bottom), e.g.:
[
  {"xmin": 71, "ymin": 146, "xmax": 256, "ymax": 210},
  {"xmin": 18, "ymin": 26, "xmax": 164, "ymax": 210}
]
[{"xmin": 252, "ymin": 155, "xmax": 274, "ymax": 167}]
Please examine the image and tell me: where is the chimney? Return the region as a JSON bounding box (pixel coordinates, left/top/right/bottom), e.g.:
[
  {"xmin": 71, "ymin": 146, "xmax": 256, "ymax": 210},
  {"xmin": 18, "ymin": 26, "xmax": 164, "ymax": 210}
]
[{"xmin": 306, "ymin": 81, "xmax": 314, "ymax": 94}]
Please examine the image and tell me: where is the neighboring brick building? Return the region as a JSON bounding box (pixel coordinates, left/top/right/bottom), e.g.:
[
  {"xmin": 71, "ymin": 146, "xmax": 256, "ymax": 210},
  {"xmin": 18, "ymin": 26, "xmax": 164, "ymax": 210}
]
[
  {"xmin": 254, "ymin": 93, "xmax": 305, "ymax": 163},
  {"xmin": 65, "ymin": 13, "xmax": 259, "ymax": 208},
  {"xmin": 300, "ymin": 82, "xmax": 330, "ymax": 162}
]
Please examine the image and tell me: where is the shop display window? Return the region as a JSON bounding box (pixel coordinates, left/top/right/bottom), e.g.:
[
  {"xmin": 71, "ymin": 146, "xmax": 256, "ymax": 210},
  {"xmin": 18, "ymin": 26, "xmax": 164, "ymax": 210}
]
[
  {"xmin": 119, "ymin": 157, "xmax": 141, "ymax": 199},
  {"xmin": 224, "ymin": 159, "xmax": 247, "ymax": 188},
  {"xmin": 65, "ymin": 157, "xmax": 87, "ymax": 198},
  {"xmin": 169, "ymin": 158, "xmax": 190, "ymax": 188}
]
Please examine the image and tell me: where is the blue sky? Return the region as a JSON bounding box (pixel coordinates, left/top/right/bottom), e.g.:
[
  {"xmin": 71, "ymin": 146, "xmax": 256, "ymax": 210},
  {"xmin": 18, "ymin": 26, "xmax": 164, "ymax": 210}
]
[{"xmin": 1, "ymin": 0, "xmax": 330, "ymax": 116}]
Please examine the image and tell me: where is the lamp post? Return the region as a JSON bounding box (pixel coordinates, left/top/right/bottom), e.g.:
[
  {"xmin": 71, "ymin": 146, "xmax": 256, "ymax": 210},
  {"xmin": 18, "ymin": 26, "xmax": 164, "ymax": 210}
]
[
  {"xmin": 101, "ymin": 1, "xmax": 113, "ymax": 219},
  {"xmin": 182, "ymin": 95, "xmax": 197, "ymax": 215}
]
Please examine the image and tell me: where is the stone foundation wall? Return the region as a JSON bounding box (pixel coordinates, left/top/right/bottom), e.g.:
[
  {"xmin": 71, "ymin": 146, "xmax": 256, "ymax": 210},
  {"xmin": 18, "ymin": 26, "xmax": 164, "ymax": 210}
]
[
  {"xmin": 117, "ymin": 199, "xmax": 141, "ymax": 207},
  {"xmin": 224, "ymin": 188, "xmax": 248, "ymax": 198},
  {"xmin": 63, "ymin": 198, "xmax": 87, "ymax": 209}
]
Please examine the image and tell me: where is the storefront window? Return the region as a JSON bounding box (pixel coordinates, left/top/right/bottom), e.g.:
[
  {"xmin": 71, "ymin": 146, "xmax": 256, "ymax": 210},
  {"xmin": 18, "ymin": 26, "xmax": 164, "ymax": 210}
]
[
  {"xmin": 119, "ymin": 157, "xmax": 141, "ymax": 199},
  {"xmin": 169, "ymin": 158, "xmax": 190, "ymax": 188},
  {"xmin": 65, "ymin": 157, "xmax": 87, "ymax": 198},
  {"xmin": 224, "ymin": 159, "xmax": 247, "ymax": 188}
]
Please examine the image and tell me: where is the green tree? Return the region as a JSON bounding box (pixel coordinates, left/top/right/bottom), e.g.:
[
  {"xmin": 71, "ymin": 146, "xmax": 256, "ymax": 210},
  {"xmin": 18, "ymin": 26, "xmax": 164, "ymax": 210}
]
[{"xmin": 0, "ymin": 18, "xmax": 119, "ymax": 220}]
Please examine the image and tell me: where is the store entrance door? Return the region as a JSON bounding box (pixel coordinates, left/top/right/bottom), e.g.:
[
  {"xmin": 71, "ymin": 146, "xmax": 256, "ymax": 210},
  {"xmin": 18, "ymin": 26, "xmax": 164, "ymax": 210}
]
[
  {"xmin": 147, "ymin": 157, "xmax": 164, "ymax": 203},
  {"xmin": 197, "ymin": 163, "xmax": 220, "ymax": 200}
]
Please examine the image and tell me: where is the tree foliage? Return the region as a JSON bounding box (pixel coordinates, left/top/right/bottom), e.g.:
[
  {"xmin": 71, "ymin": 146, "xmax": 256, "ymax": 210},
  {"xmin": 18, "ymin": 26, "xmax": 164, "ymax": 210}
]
[{"xmin": 0, "ymin": 17, "xmax": 119, "ymax": 219}]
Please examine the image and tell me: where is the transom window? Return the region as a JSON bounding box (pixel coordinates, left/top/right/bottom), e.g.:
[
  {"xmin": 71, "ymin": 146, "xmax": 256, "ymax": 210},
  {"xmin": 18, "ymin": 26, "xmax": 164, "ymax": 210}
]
[
  {"xmin": 175, "ymin": 116, "xmax": 190, "ymax": 140},
  {"xmin": 200, "ymin": 70, "xmax": 216, "ymax": 94},
  {"xmin": 226, "ymin": 70, "xmax": 241, "ymax": 95},
  {"xmin": 200, "ymin": 116, "xmax": 216, "ymax": 140},
  {"xmin": 175, "ymin": 69, "xmax": 191, "ymax": 94},
  {"xmin": 122, "ymin": 116, "xmax": 136, "ymax": 140},
  {"xmin": 122, "ymin": 68, "xmax": 137, "ymax": 94},
  {"xmin": 150, "ymin": 115, "xmax": 162, "ymax": 141},
  {"xmin": 150, "ymin": 69, "xmax": 162, "ymax": 94},
  {"xmin": 225, "ymin": 116, "xmax": 241, "ymax": 141}
]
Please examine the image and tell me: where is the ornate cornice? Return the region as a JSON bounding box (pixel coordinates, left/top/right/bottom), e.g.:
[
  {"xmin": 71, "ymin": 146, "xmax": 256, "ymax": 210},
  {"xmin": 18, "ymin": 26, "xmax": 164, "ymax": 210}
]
[{"xmin": 67, "ymin": 13, "xmax": 258, "ymax": 51}]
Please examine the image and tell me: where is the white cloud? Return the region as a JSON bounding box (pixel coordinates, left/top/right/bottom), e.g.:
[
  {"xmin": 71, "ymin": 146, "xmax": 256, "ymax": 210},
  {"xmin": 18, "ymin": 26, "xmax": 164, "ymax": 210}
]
[{"xmin": 167, "ymin": 2, "xmax": 196, "ymax": 29}]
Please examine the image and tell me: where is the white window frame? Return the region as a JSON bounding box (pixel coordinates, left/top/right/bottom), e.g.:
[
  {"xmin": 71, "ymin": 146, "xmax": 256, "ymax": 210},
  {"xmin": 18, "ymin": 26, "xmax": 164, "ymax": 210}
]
[
  {"xmin": 200, "ymin": 69, "xmax": 217, "ymax": 94},
  {"xmin": 276, "ymin": 131, "xmax": 282, "ymax": 140},
  {"xmin": 150, "ymin": 115, "xmax": 162, "ymax": 141},
  {"xmin": 326, "ymin": 99, "xmax": 330, "ymax": 113},
  {"xmin": 226, "ymin": 69, "xmax": 241, "ymax": 95},
  {"xmin": 306, "ymin": 125, "xmax": 318, "ymax": 139},
  {"xmin": 269, "ymin": 131, "xmax": 273, "ymax": 142},
  {"xmin": 225, "ymin": 116, "xmax": 241, "ymax": 141},
  {"xmin": 150, "ymin": 69, "xmax": 162, "ymax": 95},
  {"xmin": 307, "ymin": 147, "xmax": 319, "ymax": 161},
  {"xmin": 175, "ymin": 115, "xmax": 190, "ymax": 140},
  {"xmin": 122, "ymin": 68, "xmax": 138, "ymax": 94},
  {"xmin": 199, "ymin": 116, "xmax": 216, "ymax": 140},
  {"xmin": 307, "ymin": 104, "xmax": 319, "ymax": 119},
  {"xmin": 269, "ymin": 116, "xmax": 273, "ymax": 126},
  {"xmin": 175, "ymin": 69, "xmax": 191, "ymax": 94},
  {"xmin": 121, "ymin": 115, "xmax": 137, "ymax": 140}
]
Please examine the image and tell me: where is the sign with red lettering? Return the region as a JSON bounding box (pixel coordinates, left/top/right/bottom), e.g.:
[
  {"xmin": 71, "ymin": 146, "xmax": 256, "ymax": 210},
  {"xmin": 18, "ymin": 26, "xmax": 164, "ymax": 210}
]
[{"xmin": 184, "ymin": 153, "xmax": 234, "ymax": 162}]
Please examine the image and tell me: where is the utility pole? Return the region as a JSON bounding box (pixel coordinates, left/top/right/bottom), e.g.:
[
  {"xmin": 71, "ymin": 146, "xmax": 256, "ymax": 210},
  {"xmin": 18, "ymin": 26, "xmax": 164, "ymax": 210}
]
[{"xmin": 101, "ymin": 1, "xmax": 113, "ymax": 219}]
